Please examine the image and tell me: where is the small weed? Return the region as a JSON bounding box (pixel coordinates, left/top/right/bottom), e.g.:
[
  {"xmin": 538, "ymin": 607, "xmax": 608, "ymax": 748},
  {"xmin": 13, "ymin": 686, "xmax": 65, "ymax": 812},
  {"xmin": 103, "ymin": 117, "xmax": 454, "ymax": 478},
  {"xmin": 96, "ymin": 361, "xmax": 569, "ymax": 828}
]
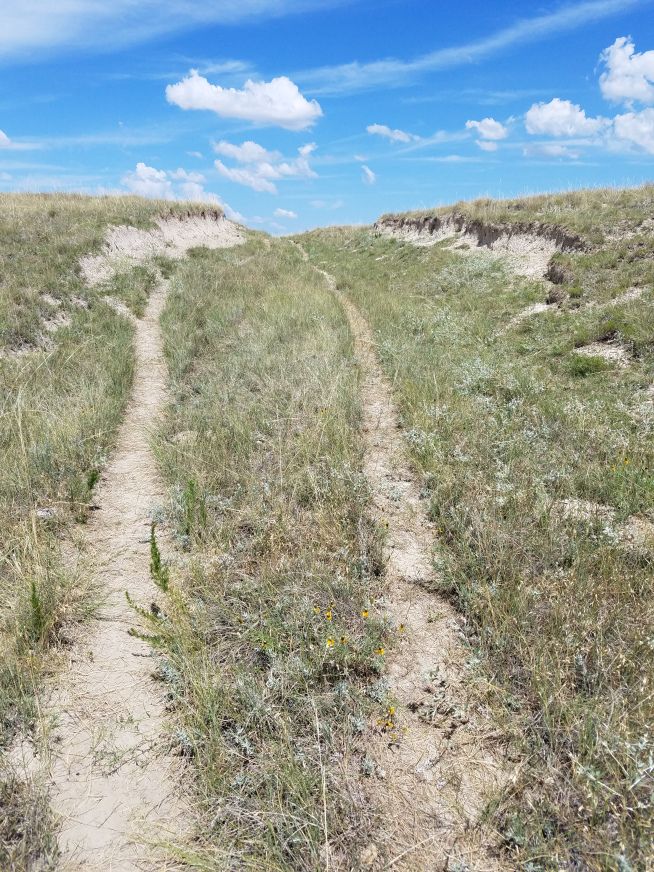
[
  {"xmin": 28, "ymin": 580, "xmax": 45, "ymax": 645},
  {"xmin": 568, "ymin": 354, "xmax": 611, "ymax": 376},
  {"xmin": 149, "ymin": 523, "xmax": 170, "ymax": 592},
  {"xmin": 181, "ymin": 478, "xmax": 206, "ymax": 541}
]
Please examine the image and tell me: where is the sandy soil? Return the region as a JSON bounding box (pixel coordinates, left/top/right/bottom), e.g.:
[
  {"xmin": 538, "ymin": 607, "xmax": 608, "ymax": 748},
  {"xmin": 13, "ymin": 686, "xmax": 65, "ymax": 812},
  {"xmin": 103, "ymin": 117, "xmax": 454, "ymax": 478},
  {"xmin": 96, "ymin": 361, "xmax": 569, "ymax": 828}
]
[
  {"xmin": 574, "ymin": 341, "xmax": 630, "ymax": 367},
  {"xmin": 39, "ymin": 216, "xmax": 243, "ymax": 869},
  {"xmin": 304, "ymin": 251, "xmax": 511, "ymax": 871},
  {"xmin": 45, "ymin": 277, "xmax": 185, "ymax": 871},
  {"xmin": 377, "ymin": 218, "xmax": 559, "ymax": 279},
  {"xmin": 81, "ymin": 213, "xmax": 244, "ymax": 285}
]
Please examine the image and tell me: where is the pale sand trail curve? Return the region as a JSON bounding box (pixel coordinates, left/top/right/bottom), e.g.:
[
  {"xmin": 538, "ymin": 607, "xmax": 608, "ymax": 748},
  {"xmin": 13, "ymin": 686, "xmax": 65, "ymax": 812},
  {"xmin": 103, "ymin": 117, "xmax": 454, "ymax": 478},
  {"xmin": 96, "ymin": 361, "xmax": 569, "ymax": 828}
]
[
  {"xmin": 39, "ymin": 216, "xmax": 244, "ymax": 869},
  {"xmin": 297, "ymin": 245, "xmax": 512, "ymax": 871},
  {"xmin": 45, "ymin": 277, "xmax": 185, "ymax": 870}
]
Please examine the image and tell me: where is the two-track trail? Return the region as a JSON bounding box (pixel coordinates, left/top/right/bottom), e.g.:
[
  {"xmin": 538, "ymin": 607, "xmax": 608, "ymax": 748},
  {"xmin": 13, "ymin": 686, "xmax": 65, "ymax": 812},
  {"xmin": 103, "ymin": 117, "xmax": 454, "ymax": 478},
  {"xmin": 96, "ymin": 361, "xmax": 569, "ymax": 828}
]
[
  {"xmin": 299, "ymin": 246, "xmax": 511, "ymax": 871},
  {"xmin": 45, "ymin": 277, "xmax": 185, "ymax": 870}
]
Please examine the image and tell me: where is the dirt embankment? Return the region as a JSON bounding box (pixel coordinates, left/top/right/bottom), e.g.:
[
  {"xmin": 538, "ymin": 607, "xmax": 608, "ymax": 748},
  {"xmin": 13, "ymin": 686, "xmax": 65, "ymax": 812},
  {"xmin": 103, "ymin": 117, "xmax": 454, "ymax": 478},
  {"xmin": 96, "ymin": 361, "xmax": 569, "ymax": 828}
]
[
  {"xmin": 81, "ymin": 210, "xmax": 243, "ymax": 285},
  {"xmin": 375, "ymin": 212, "xmax": 585, "ymax": 279}
]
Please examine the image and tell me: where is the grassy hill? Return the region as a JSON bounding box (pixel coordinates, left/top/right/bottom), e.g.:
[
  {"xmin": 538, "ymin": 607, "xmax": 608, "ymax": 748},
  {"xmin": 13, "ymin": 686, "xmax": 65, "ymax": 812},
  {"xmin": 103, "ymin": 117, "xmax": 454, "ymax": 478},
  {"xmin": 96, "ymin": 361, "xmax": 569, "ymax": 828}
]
[
  {"xmin": 299, "ymin": 184, "xmax": 654, "ymax": 868},
  {"xmin": 0, "ymin": 187, "xmax": 652, "ymax": 871}
]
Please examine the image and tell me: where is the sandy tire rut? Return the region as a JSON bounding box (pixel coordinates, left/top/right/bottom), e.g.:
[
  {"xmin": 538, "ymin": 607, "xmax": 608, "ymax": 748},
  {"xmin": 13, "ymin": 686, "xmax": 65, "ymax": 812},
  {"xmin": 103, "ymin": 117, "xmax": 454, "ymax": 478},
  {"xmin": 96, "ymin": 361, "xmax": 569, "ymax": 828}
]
[
  {"xmin": 45, "ymin": 277, "xmax": 184, "ymax": 870},
  {"xmin": 302, "ymin": 251, "xmax": 511, "ymax": 871}
]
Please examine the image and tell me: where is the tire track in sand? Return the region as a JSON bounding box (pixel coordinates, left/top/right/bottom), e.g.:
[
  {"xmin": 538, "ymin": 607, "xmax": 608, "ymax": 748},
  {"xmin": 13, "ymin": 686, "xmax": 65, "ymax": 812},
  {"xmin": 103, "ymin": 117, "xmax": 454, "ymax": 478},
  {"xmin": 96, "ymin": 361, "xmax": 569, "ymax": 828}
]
[
  {"xmin": 300, "ymin": 247, "xmax": 512, "ymax": 871},
  {"xmin": 45, "ymin": 218, "xmax": 243, "ymax": 869},
  {"xmin": 46, "ymin": 277, "xmax": 184, "ymax": 870}
]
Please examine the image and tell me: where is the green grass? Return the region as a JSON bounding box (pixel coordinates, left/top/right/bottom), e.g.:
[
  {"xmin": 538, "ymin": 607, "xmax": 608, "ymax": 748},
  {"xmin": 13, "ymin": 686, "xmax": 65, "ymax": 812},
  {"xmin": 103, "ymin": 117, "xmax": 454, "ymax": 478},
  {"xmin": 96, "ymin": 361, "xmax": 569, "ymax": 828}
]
[
  {"xmin": 298, "ymin": 208, "xmax": 654, "ymax": 870},
  {"xmin": 150, "ymin": 237, "xmax": 393, "ymax": 869},
  {"xmin": 2, "ymin": 186, "xmax": 652, "ymax": 869},
  {"xmin": 0, "ymin": 193, "xmax": 219, "ymax": 869},
  {"xmin": 106, "ymin": 264, "xmax": 159, "ymax": 317}
]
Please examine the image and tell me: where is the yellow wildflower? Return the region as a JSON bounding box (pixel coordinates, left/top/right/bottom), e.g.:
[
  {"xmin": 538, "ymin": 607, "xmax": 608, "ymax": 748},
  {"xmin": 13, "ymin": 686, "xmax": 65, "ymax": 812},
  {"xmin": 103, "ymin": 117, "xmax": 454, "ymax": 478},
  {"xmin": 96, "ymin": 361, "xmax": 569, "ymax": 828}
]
[
  {"xmin": 326, "ymin": 638, "xmax": 335, "ymax": 648},
  {"xmin": 325, "ymin": 610, "xmax": 333, "ymax": 621},
  {"xmin": 361, "ymin": 609, "xmax": 369, "ymax": 619},
  {"xmin": 375, "ymin": 647, "xmax": 385, "ymax": 656}
]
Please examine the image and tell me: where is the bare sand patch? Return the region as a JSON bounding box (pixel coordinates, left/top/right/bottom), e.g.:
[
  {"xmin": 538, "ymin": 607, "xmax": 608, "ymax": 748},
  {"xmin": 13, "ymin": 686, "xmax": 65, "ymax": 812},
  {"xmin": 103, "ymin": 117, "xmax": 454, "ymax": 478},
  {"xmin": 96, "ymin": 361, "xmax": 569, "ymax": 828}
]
[
  {"xmin": 574, "ymin": 341, "xmax": 630, "ymax": 367},
  {"xmin": 81, "ymin": 213, "xmax": 244, "ymax": 285}
]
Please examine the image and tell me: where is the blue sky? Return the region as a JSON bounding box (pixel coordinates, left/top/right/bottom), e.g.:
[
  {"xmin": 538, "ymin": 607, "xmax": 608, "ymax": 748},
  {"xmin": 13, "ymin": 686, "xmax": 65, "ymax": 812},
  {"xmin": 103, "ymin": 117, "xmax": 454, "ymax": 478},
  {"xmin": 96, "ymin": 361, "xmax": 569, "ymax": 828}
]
[{"xmin": 1, "ymin": 0, "xmax": 654, "ymax": 232}]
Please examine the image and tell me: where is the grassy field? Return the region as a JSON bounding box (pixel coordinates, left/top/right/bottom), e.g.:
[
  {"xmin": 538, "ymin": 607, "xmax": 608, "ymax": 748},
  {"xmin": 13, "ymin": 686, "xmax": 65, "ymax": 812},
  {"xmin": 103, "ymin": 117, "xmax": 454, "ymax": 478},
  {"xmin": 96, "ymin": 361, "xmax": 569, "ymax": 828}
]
[
  {"xmin": 298, "ymin": 188, "xmax": 654, "ymax": 869},
  {"xmin": 1, "ymin": 187, "xmax": 652, "ymax": 870},
  {"xmin": 0, "ymin": 194, "xmax": 198, "ymax": 868},
  {"xmin": 152, "ymin": 237, "xmax": 391, "ymax": 868}
]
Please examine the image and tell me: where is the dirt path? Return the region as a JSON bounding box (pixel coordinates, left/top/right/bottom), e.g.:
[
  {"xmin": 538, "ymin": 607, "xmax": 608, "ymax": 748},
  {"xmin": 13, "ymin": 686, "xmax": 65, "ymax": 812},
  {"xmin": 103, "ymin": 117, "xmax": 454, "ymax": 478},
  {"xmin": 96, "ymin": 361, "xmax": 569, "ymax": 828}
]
[
  {"xmin": 44, "ymin": 277, "xmax": 184, "ymax": 870},
  {"xmin": 301, "ymin": 250, "xmax": 511, "ymax": 870},
  {"xmin": 30, "ymin": 215, "xmax": 244, "ymax": 869}
]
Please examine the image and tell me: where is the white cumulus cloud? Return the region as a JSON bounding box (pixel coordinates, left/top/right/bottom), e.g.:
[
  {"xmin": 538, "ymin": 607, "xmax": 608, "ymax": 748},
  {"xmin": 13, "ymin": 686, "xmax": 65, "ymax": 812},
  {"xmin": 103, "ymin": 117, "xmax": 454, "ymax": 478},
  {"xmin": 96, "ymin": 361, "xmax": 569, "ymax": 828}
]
[
  {"xmin": 121, "ymin": 162, "xmax": 244, "ymax": 222},
  {"xmin": 465, "ymin": 117, "xmax": 508, "ymax": 140},
  {"xmin": 213, "ymin": 140, "xmax": 317, "ymax": 194},
  {"xmin": 476, "ymin": 140, "xmax": 498, "ymax": 152},
  {"xmin": 166, "ymin": 71, "xmax": 322, "ymax": 130},
  {"xmin": 525, "ymin": 98, "xmax": 607, "ymax": 136},
  {"xmin": 274, "ymin": 208, "xmax": 298, "ymax": 219},
  {"xmin": 361, "ymin": 164, "xmax": 376, "ymax": 185},
  {"xmin": 366, "ymin": 123, "xmax": 417, "ymax": 143},
  {"xmin": 214, "ymin": 163, "xmax": 276, "ymax": 193},
  {"xmin": 600, "ymin": 37, "xmax": 654, "ymax": 106},
  {"xmin": 612, "ymin": 107, "xmax": 654, "ymax": 153},
  {"xmin": 0, "ymin": 130, "xmax": 11, "ymax": 148},
  {"xmin": 214, "ymin": 140, "xmax": 279, "ymax": 164},
  {"xmin": 122, "ymin": 162, "xmax": 173, "ymax": 199}
]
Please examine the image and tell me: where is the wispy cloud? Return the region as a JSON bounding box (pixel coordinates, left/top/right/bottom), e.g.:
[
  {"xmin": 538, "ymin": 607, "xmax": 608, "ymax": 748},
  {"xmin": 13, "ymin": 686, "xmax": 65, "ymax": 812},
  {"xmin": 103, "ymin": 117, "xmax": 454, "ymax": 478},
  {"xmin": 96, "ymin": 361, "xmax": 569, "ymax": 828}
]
[
  {"xmin": 0, "ymin": 0, "xmax": 350, "ymax": 62},
  {"xmin": 367, "ymin": 123, "xmax": 418, "ymax": 143},
  {"xmin": 361, "ymin": 164, "xmax": 376, "ymax": 184},
  {"xmin": 0, "ymin": 129, "xmax": 41, "ymax": 151},
  {"xmin": 523, "ymin": 143, "xmax": 581, "ymax": 159},
  {"xmin": 296, "ymin": 0, "xmax": 649, "ymax": 94}
]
